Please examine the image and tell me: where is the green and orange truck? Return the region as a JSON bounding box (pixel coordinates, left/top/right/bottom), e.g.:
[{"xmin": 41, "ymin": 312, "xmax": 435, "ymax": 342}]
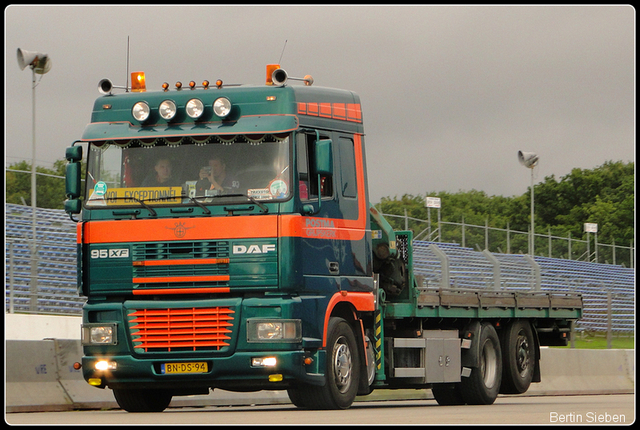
[{"xmin": 64, "ymin": 65, "xmax": 582, "ymax": 412}]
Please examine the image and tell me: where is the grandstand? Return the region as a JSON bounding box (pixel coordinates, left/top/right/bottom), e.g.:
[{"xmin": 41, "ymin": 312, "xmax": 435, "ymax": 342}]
[
  {"xmin": 5, "ymin": 203, "xmax": 82, "ymax": 314},
  {"xmin": 4, "ymin": 203, "xmax": 636, "ymax": 333},
  {"xmin": 412, "ymin": 240, "xmax": 635, "ymax": 333}
]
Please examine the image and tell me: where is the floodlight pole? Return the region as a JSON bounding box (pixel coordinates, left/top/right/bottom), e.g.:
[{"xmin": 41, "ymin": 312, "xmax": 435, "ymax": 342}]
[
  {"xmin": 529, "ymin": 167, "xmax": 534, "ymax": 256},
  {"xmin": 518, "ymin": 151, "xmax": 538, "ymax": 256},
  {"xmin": 30, "ymin": 67, "xmax": 37, "ymax": 250},
  {"xmin": 18, "ymin": 48, "xmax": 50, "ymax": 311}
]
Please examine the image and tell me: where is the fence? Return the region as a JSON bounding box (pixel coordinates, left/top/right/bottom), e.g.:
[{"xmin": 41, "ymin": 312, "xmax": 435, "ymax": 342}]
[
  {"xmin": 4, "ymin": 204, "xmax": 635, "ymax": 335},
  {"xmin": 381, "ymin": 210, "xmax": 635, "ymax": 268}
]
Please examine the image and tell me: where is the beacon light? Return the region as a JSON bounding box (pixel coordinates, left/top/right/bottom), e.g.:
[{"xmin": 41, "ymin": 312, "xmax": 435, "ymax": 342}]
[{"xmin": 131, "ymin": 71, "xmax": 146, "ymax": 92}]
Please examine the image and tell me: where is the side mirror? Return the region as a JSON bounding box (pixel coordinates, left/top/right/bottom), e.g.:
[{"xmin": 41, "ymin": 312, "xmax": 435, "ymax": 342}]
[
  {"xmin": 66, "ymin": 145, "xmax": 83, "ymax": 162},
  {"xmin": 314, "ymin": 139, "xmax": 333, "ymax": 175},
  {"xmin": 65, "ymin": 162, "xmax": 82, "ymax": 199},
  {"xmin": 64, "ymin": 199, "xmax": 82, "ymax": 215}
]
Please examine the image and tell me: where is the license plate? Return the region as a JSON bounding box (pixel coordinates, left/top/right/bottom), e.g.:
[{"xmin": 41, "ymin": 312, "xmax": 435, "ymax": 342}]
[{"xmin": 161, "ymin": 362, "xmax": 208, "ymax": 374}]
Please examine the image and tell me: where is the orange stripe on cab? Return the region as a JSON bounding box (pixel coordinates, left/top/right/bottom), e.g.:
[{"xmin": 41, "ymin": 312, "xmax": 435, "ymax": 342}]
[
  {"xmin": 132, "ymin": 287, "xmax": 231, "ymax": 296},
  {"xmin": 84, "ymin": 215, "xmax": 278, "ymax": 244},
  {"xmin": 132, "ymin": 275, "xmax": 230, "ymax": 284}
]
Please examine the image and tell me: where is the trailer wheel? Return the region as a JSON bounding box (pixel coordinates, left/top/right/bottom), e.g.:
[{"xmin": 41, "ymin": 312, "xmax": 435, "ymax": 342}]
[
  {"xmin": 291, "ymin": 317, "xmax": 361, "ymax": 409},
  {"xmin": 460, "ymin": 323, "xmax": 502, "ymax": 405},
  {"xmin": 113, "ymin": 388, "xmax": 172, "ymax": 412},
  {"xmin": 500, "ymin": 320, "xmax": 536, "ymax": 394}
]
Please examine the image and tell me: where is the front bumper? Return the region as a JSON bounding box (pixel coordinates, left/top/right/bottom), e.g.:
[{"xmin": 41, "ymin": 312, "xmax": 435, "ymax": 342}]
[{"xmin": 82, "ymin": 349, "xmax": 326, "ymax": 392}]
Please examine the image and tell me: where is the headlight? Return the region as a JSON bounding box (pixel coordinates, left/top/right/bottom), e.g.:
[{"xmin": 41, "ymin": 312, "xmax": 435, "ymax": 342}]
[
  {"xmin": 247, "ymin": 319, "xmax": 301, "ymax": 342},
  {"xmin": 132, "ymin": 101, "xmax": 150, "ymax": 122},
  {"xmin": 213, "ymin": 97, "xmax": 231, "ymax": 118},
  {"xmin": 186, "ymin": 98, "xmax": 204, "ymax": 119},
  {"xmin": 159, "ymin": 100, "xmax": 177, "ymax": 120},
  {"xmin": 82, "ymin": 324, "xmax": 118, "ymax": 345}
]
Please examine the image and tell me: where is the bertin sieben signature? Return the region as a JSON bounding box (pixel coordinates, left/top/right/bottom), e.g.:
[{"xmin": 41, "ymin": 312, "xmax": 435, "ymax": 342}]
[{"xmin": 166, "ymin": 221, "xmax": 195, "ymax": 238}]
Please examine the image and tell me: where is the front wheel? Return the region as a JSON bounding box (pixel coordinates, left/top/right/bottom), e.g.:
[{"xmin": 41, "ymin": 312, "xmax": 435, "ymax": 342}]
[
  {"xmin": 113, "ymin": 388, "xmax": 172, "ymax": 412},
  {"xmin": 287, "ymin": 317, "xmax": 361, "ymax": 409}
]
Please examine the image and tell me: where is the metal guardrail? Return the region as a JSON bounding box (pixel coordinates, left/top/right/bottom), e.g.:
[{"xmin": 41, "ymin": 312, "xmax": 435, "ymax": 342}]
[
  {"xmin": 381, "ymin": 210, "xmax": 635, "ymax": 268},
  {"xmin": 4, "ymin": 204, "xmax": 635, "ymax": 334}
]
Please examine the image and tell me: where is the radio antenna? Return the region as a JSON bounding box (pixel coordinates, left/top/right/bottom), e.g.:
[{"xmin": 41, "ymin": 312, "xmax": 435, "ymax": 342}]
[
  {"xmin": 125, "ymin": 36, "xmax": 130, "ymax": 92},
  {"xmin": 278, "ymin": 39, "xmax": 288, "ymax": 64}
]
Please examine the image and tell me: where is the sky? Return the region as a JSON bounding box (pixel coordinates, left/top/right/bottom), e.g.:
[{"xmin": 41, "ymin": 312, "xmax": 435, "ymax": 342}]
[{"xmin": 4, "ymin": 5, "xmax": 635, "ymax": 203}]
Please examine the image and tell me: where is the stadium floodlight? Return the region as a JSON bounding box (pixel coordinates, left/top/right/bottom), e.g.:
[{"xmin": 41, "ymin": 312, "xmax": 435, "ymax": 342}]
[
  {"xmin": 17, "ymin": 48, "xmax": 52, "ymax": 311},
  {"xmin": 518, "ymin": 151, "xmax": 539, "ymax": 255}
]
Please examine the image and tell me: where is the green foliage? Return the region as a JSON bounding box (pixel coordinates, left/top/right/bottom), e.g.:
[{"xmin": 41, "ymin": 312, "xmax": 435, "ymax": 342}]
[
  {"xmin": 6, "ymin": 160, "xmax": 68, "ymax": 210},
  {"xmin": 375, "ymin": 161, "xmax": 634, "ymax": 260}
]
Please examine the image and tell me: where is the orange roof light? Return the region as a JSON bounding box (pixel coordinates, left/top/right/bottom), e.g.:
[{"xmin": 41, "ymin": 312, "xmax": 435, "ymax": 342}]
[
  {"xmin": 265, "ymin": 64, "xmax": 280, "ymax": 86},
  {"xmin": 131, "ymin": 71, "xmax": 146, "ymax": 92}
]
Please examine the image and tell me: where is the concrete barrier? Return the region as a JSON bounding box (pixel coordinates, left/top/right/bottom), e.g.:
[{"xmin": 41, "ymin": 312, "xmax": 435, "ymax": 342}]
[
  {"xmin": 5, "ymin": 340, "xmax": 634, "ymax": 412},
  {"xmin": 527, "ymin": 347, "xmax": 635, "ymax": 396},
  {"xmin": 5, "ymin": 340, "xmax": 73, "ymax": 412}
]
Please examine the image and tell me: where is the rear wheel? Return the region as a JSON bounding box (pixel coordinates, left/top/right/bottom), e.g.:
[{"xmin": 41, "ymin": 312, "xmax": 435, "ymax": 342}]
[
  {"xmin": 460, "ymin": 323, "xmax": 502, "ymax": 405},
  {"xmin": 113, "ymin": 388, "xmax": 172, "ymax": 412},
  {"xmin": 500, "ymin": 320, "xmax": 536, "ymax": 394}
]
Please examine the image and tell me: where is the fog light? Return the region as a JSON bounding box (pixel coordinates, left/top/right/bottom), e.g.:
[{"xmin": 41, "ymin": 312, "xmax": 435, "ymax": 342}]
[
  {"xmin": 186, "ymin": 98, "xmax": 204, "ymax": 119},
  {"xmin": 88, "ymin": 378, "xmax": 103, "ymax": 386},
  {"xmin": 269, "ymin": 374, "xmax": 284, "ymax": 382},
  {"xmin": 252, "ymin": 357, "xmax": 277, "ymax": 367},
  {"xmin": 132, "ymin": 101, "xmax": 150, "ymax": 122},
  {"xmin": 95, "ymin": 360, "xmax": 117, "ymax": 371},
  {"xmin": 213, "ymin": 97, "xmax": 231, "ymax": 118},
  {"xmin": 159, "ymin": 100, "xmax": 177, "ymax": 120}
]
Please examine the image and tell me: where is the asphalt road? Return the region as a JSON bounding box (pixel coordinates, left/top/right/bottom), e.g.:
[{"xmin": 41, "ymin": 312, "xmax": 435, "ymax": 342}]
[{"xmin": 6, "ymin": 394, "xmax": 635, "ymax": 425}]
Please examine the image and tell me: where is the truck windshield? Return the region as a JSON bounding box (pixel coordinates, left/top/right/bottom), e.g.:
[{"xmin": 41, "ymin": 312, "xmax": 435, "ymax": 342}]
[{"xmin": 84, "ymin": 134, "xmax": 291, "ymax": 207}]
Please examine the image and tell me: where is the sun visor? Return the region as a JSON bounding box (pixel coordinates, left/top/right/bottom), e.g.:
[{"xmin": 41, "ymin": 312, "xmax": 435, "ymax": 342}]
[{"xmin": 81, "ymin": 114, "xmax": 299, "ymax": 142}]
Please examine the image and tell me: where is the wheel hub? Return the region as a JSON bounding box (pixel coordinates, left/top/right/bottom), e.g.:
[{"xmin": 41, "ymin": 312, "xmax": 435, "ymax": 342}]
[{"xmin": 333, "ymin": 339, "xmax": 353, "ymax": 393}]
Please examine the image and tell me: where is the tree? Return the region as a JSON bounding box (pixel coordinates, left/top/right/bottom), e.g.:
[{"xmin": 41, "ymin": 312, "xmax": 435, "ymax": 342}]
[
  {"xmin": 375, "ymin": 161, "xmax": 634, "ymax": 259},
  {"xmin": 6, "ymin": 160, "xmax": 68, "ymax": 209}
]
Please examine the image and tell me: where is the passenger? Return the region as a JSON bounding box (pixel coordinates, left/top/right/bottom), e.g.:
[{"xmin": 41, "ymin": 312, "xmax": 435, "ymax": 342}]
[{"xmin": 196, "ymin": 156, "xmax": 240, "ymax": 194}]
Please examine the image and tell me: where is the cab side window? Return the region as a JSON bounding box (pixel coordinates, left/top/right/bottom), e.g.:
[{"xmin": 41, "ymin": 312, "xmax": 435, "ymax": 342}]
[
  {"xmin": 339, "ymin": 137, "xmax": 357, "ymax": 198},
  {"xmin": 297, "ymin": 132, "xmax": 333, "ymax": 199}
]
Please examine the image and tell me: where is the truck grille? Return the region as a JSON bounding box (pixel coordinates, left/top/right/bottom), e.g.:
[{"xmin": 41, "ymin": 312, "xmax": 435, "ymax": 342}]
[
  {"xmin": 128, "ymin": 307, "xmax": 235, "ymax": 353},
  {"xmin": 131, "ymin": 241, "xmax": 230, "ymax": 290}
]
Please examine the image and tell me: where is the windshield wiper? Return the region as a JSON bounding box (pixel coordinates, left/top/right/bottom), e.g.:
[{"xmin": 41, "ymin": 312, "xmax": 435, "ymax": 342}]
[
  {"xmin": 148, "ymin": 194, "xmax": 212, "ymax": 215},
  {"xmin": 221, "ymin": 193, "xmax": 269, "ymax": 214},
  {"xmin": 95, "ymin": 196, "xmax": 158, "ymax": 216},
  {"xmin": 191, "ymin": 193, "xmax": 269, "ymax": 214}
]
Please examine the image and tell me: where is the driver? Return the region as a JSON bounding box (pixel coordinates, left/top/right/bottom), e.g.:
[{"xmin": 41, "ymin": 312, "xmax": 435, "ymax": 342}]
[{"xmin": 142, "ymin": 158, "xmax": 180, "ymax": 187}]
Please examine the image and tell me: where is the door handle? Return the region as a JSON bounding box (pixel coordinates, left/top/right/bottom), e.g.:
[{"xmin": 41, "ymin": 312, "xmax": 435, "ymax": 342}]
[{"xmin": 329, "ymin": 261, "xmax": 339, "ymax": 274}]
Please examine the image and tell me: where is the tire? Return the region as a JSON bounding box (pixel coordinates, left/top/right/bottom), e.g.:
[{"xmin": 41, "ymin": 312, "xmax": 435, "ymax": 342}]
[
  {"xmin": 286, "ymin": 386, "xmax": 310, "ymax": 408},
  {"xmin": 432, "ymin": 383, "xmax": 465, "ymax": 406},
  {"xmin": 290, "ymin": 317, "xmax": 361, "ymax": 409},
  {"xmin": 460, "ymin": 323, "xmax": 502, "ymax": 405},
  {"xmin": 113, "ymin": 388, "xmax": 172, "ymax": 412},
  {"xmin": 500, "ymin": 320, "xmax": 536, "ymax": 394}
]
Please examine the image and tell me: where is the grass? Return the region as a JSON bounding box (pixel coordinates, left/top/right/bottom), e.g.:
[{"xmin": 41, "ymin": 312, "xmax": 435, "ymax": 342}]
[{"xmin": 555, "ymin": 333, "xmax": 635, "ymax": 350}]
